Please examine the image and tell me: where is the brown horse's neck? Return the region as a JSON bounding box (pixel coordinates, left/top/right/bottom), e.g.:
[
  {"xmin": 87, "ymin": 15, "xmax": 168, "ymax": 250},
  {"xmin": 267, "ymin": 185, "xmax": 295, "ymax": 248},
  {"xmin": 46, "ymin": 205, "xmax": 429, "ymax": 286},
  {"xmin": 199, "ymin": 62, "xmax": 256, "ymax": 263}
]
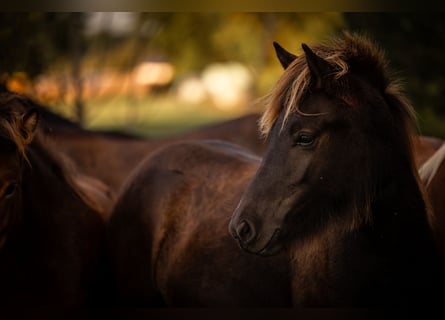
[
  {"xmin": 370, "ymin": 165, "xmax": 435, "ymax": 254},
  {"xmin": 289, "ymin": 165, "xmax": 440, "ymax": 307},
  {"xmin": 18, "ymin": 138, "xmax": 96, "ymax": 234}
]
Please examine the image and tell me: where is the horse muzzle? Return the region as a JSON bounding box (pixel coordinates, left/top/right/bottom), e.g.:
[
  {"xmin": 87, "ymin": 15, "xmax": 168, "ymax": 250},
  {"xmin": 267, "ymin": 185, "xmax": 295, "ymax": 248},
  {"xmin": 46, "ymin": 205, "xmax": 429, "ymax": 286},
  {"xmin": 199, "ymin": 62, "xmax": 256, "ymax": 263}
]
[{"xmin": 229, "ymin": 218, "xmax": 283, "ymax": 256}]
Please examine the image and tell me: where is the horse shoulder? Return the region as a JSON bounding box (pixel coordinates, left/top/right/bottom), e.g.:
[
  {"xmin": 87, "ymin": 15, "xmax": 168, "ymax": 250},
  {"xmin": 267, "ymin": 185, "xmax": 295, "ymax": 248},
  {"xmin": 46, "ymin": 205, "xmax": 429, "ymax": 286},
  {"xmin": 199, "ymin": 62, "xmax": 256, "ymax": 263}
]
[
  {"xmin": 107, "ymin": 140, "xmax": 262, "ymax": 306},
  {"xmin": 110, "ymin": 139, "xmax": 260, "ymax": 243}
]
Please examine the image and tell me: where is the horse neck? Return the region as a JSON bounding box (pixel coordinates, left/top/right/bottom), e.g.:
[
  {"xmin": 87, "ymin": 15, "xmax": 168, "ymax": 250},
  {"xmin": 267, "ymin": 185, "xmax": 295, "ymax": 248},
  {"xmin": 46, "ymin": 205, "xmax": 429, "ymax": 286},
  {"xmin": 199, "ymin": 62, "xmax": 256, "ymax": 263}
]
[
  {"xmin": 288, "ymin": 162, "xmax": 439, "ymax": 306},
  {"xmin": 20, "ymin": 138, "xmax": 91, "ymax": 227},
  {"xmin": 370, "ymin": 163, "xmax": 435, "ymax": 254},
  {"xmin": 362, "ymin": 167, "xmax": 440, "ymax": 303}
]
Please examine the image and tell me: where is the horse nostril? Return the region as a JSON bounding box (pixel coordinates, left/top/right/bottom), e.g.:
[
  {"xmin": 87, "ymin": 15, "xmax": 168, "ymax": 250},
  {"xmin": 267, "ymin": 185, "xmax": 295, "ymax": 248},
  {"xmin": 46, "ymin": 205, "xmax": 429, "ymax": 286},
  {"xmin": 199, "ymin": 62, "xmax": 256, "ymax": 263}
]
[{"xmin": 236, "ymin": 220, "xmax": 256, "ymax": 244}]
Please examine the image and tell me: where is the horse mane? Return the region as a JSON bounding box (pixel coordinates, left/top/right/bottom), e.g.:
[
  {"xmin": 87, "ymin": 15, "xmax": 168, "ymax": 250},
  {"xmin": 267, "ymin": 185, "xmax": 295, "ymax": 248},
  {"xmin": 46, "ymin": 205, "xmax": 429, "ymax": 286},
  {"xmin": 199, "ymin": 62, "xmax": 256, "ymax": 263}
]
[
  {"xmin": 260, "ymin": 32, "xmax": 418, "ymax": 145},
  {"xmin": 0, "ymin": 91, "xmax": 83, "ymax": 132},
  {"xmin": 0, "ymin": 92, "xmax": 110, "ymax": 216},
  {"xmin": 0, "ymin": 92, "xmax": 33, "ymax": 161},
  {"xmin": 31, "ymin": 132, "xmax": 113, "ymax": 217}
]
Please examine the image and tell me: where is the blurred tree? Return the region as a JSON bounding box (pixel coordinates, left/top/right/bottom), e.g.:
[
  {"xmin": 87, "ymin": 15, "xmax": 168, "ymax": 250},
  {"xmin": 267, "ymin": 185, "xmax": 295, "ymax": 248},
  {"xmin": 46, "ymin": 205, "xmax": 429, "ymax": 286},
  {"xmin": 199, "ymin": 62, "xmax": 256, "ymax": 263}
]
[
  {"xmin": 0, "ymin": 13, "xmax": 72, "ymax": 87},
  {"xmin": 0, "ymin": 12, "xmax": 87, "ymax": 123},
  {"xmin": 0, "ymin": 13, "xmax": 346, "ymax": 128},
  {"xmin": 139, "ymin": 13, "xmax": 343, "ymax": 95},
  {"xmin": 69, "ymin": 12, "xmax": 87, "ymax": 124},
  {"xmin": 81, "ymin": 12, "xmax": 344, "ymax": 101},
  {"xmin": 143, "ymin": 13, "xmax": 343, "ymax": 72},
  {"xmin": 343, "ymin": 13, "xmax": 445, "ymax": 136}
]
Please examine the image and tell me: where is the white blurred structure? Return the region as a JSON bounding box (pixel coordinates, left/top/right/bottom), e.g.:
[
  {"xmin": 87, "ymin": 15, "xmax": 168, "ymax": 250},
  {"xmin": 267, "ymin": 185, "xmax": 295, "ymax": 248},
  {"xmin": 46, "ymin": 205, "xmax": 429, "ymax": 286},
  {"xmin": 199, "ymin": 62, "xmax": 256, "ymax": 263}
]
[
  {"xmin": 176, "ymin": 76, "xmax": 208, "ymax": 105},
  {"xmin": 133, "ymin": 61, "xmax": 175, "ymax": 87},
  {"xmin": 84, "ymin": 12, "xmax": 138, "ymax": 36},
  {"xmin": 31, "ymin": 60, "xmax": 175, "ymax": 103},
  {"xmin": 175, "ymin": 62, "xmax": 254, "ymax": 110}
]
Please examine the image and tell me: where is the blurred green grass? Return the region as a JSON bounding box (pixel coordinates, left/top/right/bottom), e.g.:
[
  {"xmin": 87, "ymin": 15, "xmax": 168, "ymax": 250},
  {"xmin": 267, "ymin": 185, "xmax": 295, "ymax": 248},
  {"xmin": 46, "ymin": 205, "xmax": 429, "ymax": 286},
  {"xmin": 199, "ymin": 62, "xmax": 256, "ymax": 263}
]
[{"xmin": 53, "ymin": 95, "xmax": 262, "ymax": 138}]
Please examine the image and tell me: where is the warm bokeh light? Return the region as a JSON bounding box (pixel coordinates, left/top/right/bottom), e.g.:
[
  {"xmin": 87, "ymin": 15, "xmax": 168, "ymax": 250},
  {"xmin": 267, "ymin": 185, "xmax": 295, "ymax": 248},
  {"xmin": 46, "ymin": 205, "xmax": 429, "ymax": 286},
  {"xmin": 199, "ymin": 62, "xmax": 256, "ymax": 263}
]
[
  {"xmin": 1, "ymin": 12, "xmax": 444, "ymax": 138},
  {"xmin": 133, "ymin": 62, "xmax": 175, "ymax": 87}
]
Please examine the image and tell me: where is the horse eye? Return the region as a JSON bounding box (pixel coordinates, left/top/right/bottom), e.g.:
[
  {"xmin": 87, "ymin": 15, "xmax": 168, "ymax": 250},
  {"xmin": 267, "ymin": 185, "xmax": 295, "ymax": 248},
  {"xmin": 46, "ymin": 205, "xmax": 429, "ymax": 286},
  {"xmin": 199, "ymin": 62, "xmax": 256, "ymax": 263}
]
[
  {"xmin": 295, "ymin": 134, "xmax": 315, "ymax": 147},
  {"xmin": 4, "ymin": 183, "xmax": 17, "ymax": 197}
]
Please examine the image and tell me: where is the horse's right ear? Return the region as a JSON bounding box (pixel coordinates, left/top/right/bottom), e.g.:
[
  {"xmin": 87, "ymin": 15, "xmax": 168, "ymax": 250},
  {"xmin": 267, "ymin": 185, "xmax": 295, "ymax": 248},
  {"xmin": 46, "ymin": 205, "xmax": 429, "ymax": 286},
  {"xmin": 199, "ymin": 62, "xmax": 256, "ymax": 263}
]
[
  {"xmin": 273, "ymin": 42, "xmax": 297, "ymax": 69},
  {"xmin": 302, "ymin": 43, "xmax": 332, "ymax": 89},
  {"xmin": 20, "ymin": 108, "xmax": 39, "ymax": 145}
]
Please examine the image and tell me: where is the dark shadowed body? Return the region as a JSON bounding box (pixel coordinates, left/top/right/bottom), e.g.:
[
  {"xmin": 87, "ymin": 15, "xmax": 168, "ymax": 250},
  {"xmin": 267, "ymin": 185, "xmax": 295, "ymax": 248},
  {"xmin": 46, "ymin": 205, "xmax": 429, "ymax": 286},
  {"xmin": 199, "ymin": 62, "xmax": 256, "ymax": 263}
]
[
  {"xmin": 107, "ymin": 33, "xmax": 442, "ymax": 307},
  {"xmin": 0, "ymin": 96, "xmax": 112, "ymax": 306}
]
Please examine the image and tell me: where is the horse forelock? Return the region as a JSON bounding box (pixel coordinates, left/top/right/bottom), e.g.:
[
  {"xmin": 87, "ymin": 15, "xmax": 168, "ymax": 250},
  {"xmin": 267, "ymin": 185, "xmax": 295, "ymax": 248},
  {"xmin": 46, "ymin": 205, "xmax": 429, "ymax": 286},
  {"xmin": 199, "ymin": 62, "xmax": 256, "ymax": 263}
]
[{"xmin": 259, "ymin": 32, "xmax": 400, "ymax": 138}]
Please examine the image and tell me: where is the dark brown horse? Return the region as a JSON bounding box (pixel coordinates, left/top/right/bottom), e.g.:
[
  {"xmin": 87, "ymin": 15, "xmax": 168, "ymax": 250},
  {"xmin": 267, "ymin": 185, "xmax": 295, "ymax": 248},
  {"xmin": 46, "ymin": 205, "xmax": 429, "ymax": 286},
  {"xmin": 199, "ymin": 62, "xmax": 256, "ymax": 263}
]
[
  {"xmin": 107, "ymin": 32, "xmax": 442, "ymax": 307},
  {"xmin": 0, "ymin": 96, "xmax": 112, "ymax": 306}
]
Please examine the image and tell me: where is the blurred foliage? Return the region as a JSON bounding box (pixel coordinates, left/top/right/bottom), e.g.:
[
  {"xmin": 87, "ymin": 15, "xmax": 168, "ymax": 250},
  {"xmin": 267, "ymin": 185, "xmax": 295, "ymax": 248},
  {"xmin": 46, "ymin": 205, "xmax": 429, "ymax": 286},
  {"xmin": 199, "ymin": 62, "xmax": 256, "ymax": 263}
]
[
  {"xmin": 0, "ymin": 13, "xmax": 84, "ymax": 80},
  {"xmin": 1, "ymin": 12, "xmax": 445, "ymax": 137},
  {"xmin": 82, "ymin": 13, "xmax": 344, "ymax": 95},
  {"xmin": 343, "ymin": 13, "xmax": 445, "ymax": 137}
]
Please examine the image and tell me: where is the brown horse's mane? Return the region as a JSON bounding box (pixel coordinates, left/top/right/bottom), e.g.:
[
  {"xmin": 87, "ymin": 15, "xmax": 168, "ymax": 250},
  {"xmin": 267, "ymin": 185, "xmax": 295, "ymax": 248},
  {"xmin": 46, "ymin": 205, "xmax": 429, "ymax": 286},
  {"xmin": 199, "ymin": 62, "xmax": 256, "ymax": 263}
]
[
  {"xmin": 32, "ymin": 133, "xmax": 110, "ymax": 216},
  {"xmin": 0, "ymin": 92, "xmax": 106, "ymax": 215},
  {"xmin": 260, "ymin": 32, "xmax": 418, "ymax": 144},
  {"xmin": 0, "ymin": 93, "xmax": 34, "ymax": 161}
]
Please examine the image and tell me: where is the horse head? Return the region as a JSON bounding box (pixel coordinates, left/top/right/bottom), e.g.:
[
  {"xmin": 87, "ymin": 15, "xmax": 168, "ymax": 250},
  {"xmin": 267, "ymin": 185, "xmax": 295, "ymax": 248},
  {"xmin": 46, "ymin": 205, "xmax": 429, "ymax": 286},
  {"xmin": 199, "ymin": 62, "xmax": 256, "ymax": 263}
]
[{"xmin": 229, "ymin": 33, "xmax": 420, "ymax": 256}]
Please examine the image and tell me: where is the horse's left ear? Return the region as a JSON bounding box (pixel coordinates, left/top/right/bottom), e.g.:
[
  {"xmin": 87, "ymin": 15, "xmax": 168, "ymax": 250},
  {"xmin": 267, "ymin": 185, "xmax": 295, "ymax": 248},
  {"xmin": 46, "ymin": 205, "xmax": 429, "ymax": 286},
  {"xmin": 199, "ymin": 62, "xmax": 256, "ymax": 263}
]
[
  {"xmin": 20, "ymin": 108, "xmax": 39, "ymax": 145},
  {"xmin": 302, "ymin": 43, "xmax": 332, "ymax": 88},
  {"xmin": 273, "ymin": 42, "xmax": 297, "ymax": 69}
]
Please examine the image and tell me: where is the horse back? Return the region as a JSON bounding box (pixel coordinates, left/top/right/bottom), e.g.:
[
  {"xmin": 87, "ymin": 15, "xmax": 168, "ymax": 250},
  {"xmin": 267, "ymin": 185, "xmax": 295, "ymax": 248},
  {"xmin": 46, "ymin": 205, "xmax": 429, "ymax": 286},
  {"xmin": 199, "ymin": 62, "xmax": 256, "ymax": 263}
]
[{"xmin": 107, "ymin": 140, "xmax": 290, "ymax": 306}]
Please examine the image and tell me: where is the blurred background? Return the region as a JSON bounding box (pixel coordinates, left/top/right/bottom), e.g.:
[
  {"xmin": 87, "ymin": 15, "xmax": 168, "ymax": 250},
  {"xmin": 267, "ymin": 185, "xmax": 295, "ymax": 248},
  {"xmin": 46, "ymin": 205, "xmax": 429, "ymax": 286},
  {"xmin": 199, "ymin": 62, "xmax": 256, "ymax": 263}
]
[{"xmin": 1, "ymin": 12, "xmax": 444, "ymax": 137}]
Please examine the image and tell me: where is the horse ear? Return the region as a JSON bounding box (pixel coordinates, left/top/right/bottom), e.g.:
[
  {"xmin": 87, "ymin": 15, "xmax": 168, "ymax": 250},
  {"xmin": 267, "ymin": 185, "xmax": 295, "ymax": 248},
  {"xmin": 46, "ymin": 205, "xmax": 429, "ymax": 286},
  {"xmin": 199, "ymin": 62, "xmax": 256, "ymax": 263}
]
[
  {"xmin": 20, "ymin": 108, "xmax": 39, "ymax": 145},
  {"xmin": 301, "ymin": 43, "xmax": 331, "ymax": 88},
  {"xmin": 273, "ymin": 42, "xmax": 297, "ymax": 69}
]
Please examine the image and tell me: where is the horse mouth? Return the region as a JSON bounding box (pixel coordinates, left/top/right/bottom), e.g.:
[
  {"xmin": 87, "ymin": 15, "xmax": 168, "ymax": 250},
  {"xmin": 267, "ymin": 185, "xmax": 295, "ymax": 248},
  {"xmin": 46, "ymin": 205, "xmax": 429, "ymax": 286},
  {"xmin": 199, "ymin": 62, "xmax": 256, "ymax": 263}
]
[{"xmin": 239, "ymin": 228, "xmax": 282, "ymax": 256}]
